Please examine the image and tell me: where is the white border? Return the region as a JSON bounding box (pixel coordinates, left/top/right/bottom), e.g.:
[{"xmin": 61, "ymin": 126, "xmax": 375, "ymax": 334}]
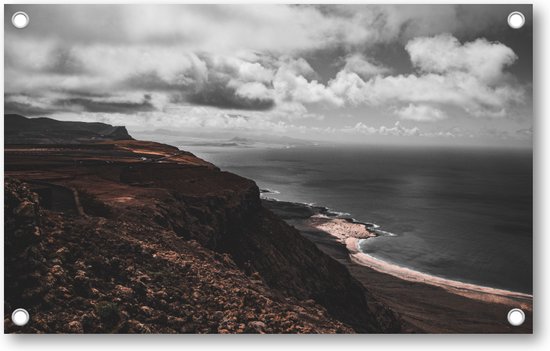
[{"xmin": 1, "ymin": 1, "xmax": 548, "ymax": 350}]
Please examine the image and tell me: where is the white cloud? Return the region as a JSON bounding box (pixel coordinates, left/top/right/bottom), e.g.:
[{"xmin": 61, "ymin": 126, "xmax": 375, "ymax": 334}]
[
  {"xmin": 273, "ymin": 59, "xmax": 343, "ymax": 106},
  {"xmin": 342, "ymin": 121, "xmax": 421, "ymax": 137},
  {"xmin": 234, "ymin": 82, "xmax": 273, "ymax": 101},
  {"xmin": 5, "ymin": 32, "xmax": 525, "ymax": 121},
  {"xmin": 393, "ymin": 104, "xmax": 448, "ymax": 122},
  {"xmin": 5, "ymin": 5, "xmax": 391, "ymax": 56},
  {"xmin": 4, "ymin": 5, "xmax": 531, "ymax": 145},
  {"xmin": 327, "ymin": 34, "xmax": 525, "ymax": 118},
  {"xmin": 277, "ymin": 57, "xmax": 317, "ymax": 78},
  {"xmin": 7, "ymin": 4, "xmax": 522, "ymax": 57},
  {"xmin": 342, "ymin": 54, "xmax": 391, "ymax": 79},
  {"xmin": 405, "ymin": 34, "xmax": 517, "ymax": 83}
]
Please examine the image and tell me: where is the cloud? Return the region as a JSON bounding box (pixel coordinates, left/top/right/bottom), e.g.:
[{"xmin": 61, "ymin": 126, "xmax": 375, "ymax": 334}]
[
  {"xmin": 3, "ymin": 4, "xmax": 531, "ymax": 146},
  {"xmin": 274, "ymin": 57, "xmax": 316, "ymax": 79},
  {"xmin": 181, "ymin": 55, "xmax": 276, "ymax": 110},
  {"xmin": 4, "ymin": 5, "xmax": 381, "ymax": 55},
  {"xmin": 4, "ymin": 93, "xmax": 61, "ymax": 116},
  {"xmin": 406, "ymin": 34, "xmax": 517, "ymax": 83},
  {"xmin": 4, "ymin": 92, "xmax": 159, "ymax": 116},
  {"xmin": 4, "ymin": 30, "xmax": 525, "ymax": 120},
  {"xmin": 48, "ymin": 108, "xmax": 294, "ymax": 135},
  {"xmin": 327, "ymin": 34, "xmax": 525, "ymax": 117},
  {"xmin": 273, "ymin": 58, "xmax": 343, "ymax": 106},
  {"xmin": 4, "ymin": 100, "xmax": 55, "ymax": 116},
  {"xmin": 342, "ymin": 121, "xmax": 421, "ymax": 137},
  {"xmin": 55, "ymin": 94, "xmax": 156, "ymax": 114},
  {"xmin": 186, "ymin": 84, "xmax": 275, "ymax": 111},
  {"xmin": 5, "ymin": 40, "xmax": 279, "ymax": 111},
  {"xmin": 515, "ymin": 127, "xmax": 533, "ymax": 138},
  {"xmin": 341, "ymin": 54, "xmax": 391, "ymax": 79},
  {"xmin": 6, "ymin": 4, "xmax": 527, "ymax": 58},
  {"xmin": 235, "ymin": 82, "xmax": 273, "ymax": 101},
  {"xmin": 0, "ymin": 5, "xmax": 382, "ymax": 55},
  {"xmin": 393, "ymin": 104, "xmax": 448, "ymax": 122}
]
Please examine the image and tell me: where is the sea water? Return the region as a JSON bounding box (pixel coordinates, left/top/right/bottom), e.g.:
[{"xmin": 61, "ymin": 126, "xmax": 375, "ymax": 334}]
[{"xmin": 178, "ymin": 143, "xmax": 532, "ymax": 294}]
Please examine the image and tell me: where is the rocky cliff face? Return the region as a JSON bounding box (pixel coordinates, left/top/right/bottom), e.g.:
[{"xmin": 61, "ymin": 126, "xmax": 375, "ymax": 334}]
[
  {"xmin": 4, "ymin": 117, "xmax": 400, "ymax": 333},
  {"xmin": 118, "ymin": 163, "xmax": 399, "ymax": 332},
  {"xmin": 5, "ymin": 178, "xmax": 358, "ymax": 333}
]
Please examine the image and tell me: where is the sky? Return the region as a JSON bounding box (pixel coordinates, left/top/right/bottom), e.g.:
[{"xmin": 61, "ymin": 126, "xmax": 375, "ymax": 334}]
[{"xmin": 4, "ymin": 4, "xmax": 533, "ymax": 147}]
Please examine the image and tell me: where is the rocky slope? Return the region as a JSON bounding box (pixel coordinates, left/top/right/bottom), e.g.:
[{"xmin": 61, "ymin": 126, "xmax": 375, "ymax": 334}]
[
  {"xmin": 5, "ymin": 178, "xmax": 355, "ymax": 333},
  {"xmin": 4, "ymin": 116, "xmax": 400, "ymax": 333}
]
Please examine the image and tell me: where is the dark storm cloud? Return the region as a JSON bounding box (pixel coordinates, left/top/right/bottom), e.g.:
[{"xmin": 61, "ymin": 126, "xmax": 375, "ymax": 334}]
[
  {"xmin": 55, "ymin": 95, "xmax": 156, "ymax": 114},
  {"xmin": 52, "ymin": 90, "xmax": 113, "ymax": 99},
  {"xmin": 4, "ymin": 92, "xmax": 157, "ymax": 116},
  {"xmin": 182, "ymin": 60, "xmax": 275, "ymax": 111},
  {"xmin": 118, "ymin": 56, "xmax": 276, "ymax": 111},
  {"xmin": 3, "ymin": 4, "xmax": 532, "ymax": 146},
  {"xmin": 186, "ymin": 86, "xmax": 275, "ymax": 111},
  {"xmin": 47, "ymin": 48, "xmax": 89, "ymax": 76},
  {"xmin": 121, "ymin": 72, "xmax": 192, "ymax": 92},
  {"xmin": 4, "ymin": 100, "xmax": 56, "ymax": 116}
]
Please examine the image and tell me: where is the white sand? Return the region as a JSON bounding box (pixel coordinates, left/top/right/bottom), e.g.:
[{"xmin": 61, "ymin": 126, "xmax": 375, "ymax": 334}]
[{"xmin": 308, "ymin": 217, "xmax": 533, "ymax": 311}]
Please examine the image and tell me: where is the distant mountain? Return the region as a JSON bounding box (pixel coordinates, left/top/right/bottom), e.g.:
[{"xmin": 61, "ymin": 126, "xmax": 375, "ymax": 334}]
[
  {"xmin": 4, "ymin": 114, "xmax": 133, "ymax": 144},
  {"xmin": 254, "ymin": 133, "xmax": 317, "ymax": 146},
  {"xmin": 132, "ymin": 129, "xmax": 318, "ymax": 147},
  {"xmin": 228, "ymin": 136, "xmax": 252, "ymax": 143}
]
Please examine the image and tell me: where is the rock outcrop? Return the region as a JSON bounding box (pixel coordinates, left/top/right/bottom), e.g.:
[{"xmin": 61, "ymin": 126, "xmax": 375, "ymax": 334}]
[{"xmin": 5, "ymin": 178, "xmax": 360, "ymax": 333}]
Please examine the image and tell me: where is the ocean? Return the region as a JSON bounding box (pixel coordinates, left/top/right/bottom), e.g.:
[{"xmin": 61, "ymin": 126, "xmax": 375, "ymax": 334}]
[{"xmin": 174, "ymin": 141, "xmax": 533, "ymax": 294}]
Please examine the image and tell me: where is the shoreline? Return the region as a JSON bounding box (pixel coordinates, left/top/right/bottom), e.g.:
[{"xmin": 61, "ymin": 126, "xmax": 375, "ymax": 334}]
[
  {"xmin": 262, "ymin": 196, "xmax": 532, "ymax": 301},
  {"xmin": 262, "ymin": 196, "xmax": 533, "ymax": 332},
  {"xmin": 310, "ymin": 214, "xmax": 533, "ymax": 311},
  {"xmin": 347, "ymin": 239, "xmax": 532, "ymax": 311}
]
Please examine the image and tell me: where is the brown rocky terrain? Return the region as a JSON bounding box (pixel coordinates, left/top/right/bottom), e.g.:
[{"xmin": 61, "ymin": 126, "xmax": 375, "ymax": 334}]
[{"xmin": 4, "ymin": 115, "xmax": 400, "ymax": 333}]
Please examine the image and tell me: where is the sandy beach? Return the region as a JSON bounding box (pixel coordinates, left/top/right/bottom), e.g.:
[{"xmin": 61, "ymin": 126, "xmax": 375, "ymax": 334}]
[
  {"xmin": 348, "ymin": 239, "xmax": 532, "ymax": 311},
  {"xmin": 263, "ymin": 199, "xmax": 533, "ymax": 333},
  {"xmin": 308, "ymin": 214, "xmax": 532, "ymax": 311}
]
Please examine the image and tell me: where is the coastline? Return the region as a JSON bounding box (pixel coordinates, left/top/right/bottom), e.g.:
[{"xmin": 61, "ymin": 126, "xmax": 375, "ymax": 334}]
[
  {"xmin": 262, "ymin": 196, "xmax": 533, "ymax": 333},
  {"xmin": 5, "ymin": 132, "xmax": 395, "ymax": 333},
  {"xmin": 4, "ymin": 114, "xmax": 532, "ymax": 334},
  {"xmin": 348, "ymin": 239, "xmax": 532, "ymax": 311}
]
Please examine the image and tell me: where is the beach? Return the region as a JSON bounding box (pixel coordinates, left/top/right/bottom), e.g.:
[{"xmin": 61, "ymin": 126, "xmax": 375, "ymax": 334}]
[{"xmin": 263, "ymin": 198, "xmax": 534, "ymax": 333}]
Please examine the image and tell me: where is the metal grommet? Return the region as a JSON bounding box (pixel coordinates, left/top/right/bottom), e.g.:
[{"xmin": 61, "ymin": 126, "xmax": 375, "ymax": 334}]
[
  {"xmin": 11, "ymin": 308, "xmax": 30, "ymax": 326},
  {"xmin": 507, "ymin": 308, "xmax": 525, "ymax": 326},
  {"xmin": 12, "ymin": 11, "xmax": 30, "ymax": 29},
  {"xmin": 507, "ymin": 11, "xmax": 525, "ymax": 29}
]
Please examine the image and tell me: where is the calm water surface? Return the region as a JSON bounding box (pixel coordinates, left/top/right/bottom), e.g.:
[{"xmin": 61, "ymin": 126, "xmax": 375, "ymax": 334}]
[{"xmin": 180, "ymin": 143, "xmax": 533, "ymax": 293}]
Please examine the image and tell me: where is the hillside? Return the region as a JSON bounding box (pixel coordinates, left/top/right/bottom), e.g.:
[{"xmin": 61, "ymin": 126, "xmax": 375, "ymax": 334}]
[{"xmin": 4, "ymin": 115, "xmax": 399, "ymax": 333}]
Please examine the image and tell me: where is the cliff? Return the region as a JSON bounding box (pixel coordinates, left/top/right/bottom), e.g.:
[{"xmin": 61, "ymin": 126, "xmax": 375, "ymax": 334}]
[
  {"xmin": 4, "ymin": 114, "xmax": 133, "ymax": 144},
  {"xmin": 4, "ymin": 116, "xmax": 400, "ymax": 333}
]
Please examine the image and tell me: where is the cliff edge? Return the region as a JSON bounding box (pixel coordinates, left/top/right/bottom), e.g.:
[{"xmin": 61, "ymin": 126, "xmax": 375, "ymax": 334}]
[{"xmin": 4, "ymin": 115, "xmax": 400, "ymax": 333}]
